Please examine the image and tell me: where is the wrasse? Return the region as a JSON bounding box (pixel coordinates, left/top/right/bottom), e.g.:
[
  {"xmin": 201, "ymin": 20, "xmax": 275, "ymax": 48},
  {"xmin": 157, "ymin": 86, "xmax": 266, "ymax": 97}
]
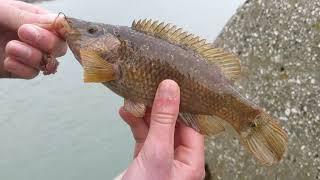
[{"xmin": 40, "ymin": 15, "xmax": 288, "ymax": 165}]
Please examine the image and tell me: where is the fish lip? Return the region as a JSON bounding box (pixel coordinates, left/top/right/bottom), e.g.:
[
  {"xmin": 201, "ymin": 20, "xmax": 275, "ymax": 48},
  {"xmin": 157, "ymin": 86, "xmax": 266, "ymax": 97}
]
[
  {"xmin": 50, "ymin": 13, "xmax": 76, "ymax": 40},
  {"xmin": 59, "ymin": 17, "xmax": 83, "ymax": 64},
  {"xmin": 64, "ymin": 16, "xmax": 73, "ymax": 30}
]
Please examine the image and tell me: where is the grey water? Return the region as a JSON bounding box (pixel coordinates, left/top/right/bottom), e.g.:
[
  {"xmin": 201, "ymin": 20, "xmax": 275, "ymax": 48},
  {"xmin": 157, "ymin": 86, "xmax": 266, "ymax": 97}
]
[{"xmin": 0, "ymin": 0, "xmax": 243, "ymax": 179}]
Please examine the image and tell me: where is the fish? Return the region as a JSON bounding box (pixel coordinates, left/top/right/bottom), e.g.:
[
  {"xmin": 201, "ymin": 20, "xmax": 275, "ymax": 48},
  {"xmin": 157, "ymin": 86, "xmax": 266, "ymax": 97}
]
[{"xmin": 41, "ymin": 15, "xmax": 288, "ymax": 166}]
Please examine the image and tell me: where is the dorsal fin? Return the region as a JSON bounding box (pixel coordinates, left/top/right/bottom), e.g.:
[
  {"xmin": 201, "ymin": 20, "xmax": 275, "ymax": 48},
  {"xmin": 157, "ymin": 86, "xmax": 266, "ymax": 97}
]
[{"xmin": 132, "ymin": 19, "xmax": 241, "ymax": 81}]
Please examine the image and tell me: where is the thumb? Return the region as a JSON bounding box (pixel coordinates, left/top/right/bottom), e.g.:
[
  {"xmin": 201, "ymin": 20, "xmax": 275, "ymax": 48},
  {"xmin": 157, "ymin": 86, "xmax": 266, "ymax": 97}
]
[
  {"xmin": 0, "ymin": 4, "xmax": 56, "ymax": 30},
  {"xmin": 144, "ymin": 80, "xmax": 180, "ymax": 156}
]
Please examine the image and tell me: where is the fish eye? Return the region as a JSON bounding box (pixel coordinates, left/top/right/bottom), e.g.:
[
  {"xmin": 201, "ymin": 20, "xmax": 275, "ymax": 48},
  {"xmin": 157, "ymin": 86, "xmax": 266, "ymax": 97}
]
[
  {"xmin": 87, "ymin": 27, "xmax": 98, "ymax": 34},
  {"xmin": 249, "ymin": 122, "xmax": 257, "ymax": 128}
]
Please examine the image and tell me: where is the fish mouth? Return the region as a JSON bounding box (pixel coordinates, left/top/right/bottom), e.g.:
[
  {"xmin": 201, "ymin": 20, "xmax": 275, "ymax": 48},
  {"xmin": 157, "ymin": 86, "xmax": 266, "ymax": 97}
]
[
  {"xmin": 53, "ymin": 15, "xmax": 84, "ymax": 64},
  {"xmin": 52, "ymin": 13, "xmax": 74, "ymax": 39}
]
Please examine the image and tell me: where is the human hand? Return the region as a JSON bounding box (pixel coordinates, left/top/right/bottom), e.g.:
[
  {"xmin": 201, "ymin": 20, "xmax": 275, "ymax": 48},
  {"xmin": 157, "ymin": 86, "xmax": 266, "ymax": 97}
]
[
  {"xmin": 0, "ymin": 0, "xmax": 67, "ymax": 79},
  {"xmin": 119, "ymin": 80, "xmax": 205, "ymax": 180}
]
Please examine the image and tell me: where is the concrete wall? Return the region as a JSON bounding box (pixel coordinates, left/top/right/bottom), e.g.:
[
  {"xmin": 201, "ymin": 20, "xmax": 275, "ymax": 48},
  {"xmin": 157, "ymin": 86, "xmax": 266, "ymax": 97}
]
[{"xmin": 206, "ymin": 0, "xmax": 320, "ymax": 179}]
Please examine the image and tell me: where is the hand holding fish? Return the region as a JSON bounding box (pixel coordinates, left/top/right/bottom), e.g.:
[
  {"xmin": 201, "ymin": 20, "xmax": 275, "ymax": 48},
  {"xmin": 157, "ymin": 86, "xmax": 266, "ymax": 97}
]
[
  {"xmin": 119, "ymin": 80, "xmax": 205, "ymax": 180},
  {"xmin": 0, "ymin": 0, "xmax": 67, "ymax": 79}
]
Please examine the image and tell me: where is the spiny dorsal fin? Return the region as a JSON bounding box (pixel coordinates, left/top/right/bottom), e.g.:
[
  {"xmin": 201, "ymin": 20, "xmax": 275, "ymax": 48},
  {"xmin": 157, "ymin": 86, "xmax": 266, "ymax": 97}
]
[{"xmin": 132, "ymin": 19, "xmax": 241, "ymax": 81}]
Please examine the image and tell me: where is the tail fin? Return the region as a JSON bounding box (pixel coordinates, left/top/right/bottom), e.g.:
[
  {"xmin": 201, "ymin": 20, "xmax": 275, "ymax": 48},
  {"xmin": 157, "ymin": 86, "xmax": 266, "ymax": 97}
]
[{"xmin": 239, "ymin": 112, "xmax": 288, "ymax": 166}]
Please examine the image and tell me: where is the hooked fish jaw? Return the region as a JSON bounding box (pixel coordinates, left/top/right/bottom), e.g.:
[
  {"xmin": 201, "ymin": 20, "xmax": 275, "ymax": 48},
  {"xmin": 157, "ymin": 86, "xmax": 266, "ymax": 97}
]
[
  {"xmin": 63, "ymin": 17, "xmax": 122, "ymax": 83},
  {"xmin": 63, "ymin": 17, "xmax": 121, "ymax": 64}
]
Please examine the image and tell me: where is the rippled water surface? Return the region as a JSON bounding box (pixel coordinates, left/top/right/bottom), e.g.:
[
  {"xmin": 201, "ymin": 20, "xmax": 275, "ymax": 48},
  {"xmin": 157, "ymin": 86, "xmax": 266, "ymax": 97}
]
[{"xmin": 0, "ymin": 0, "xmax": 243, "ymax": 179}]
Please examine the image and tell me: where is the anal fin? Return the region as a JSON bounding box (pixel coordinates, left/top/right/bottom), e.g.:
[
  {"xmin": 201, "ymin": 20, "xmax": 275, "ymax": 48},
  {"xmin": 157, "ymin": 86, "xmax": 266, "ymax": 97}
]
[
  {"xmin": 124, "ymin": 99, "xmax": 146, "ymax": 118},
  {"xmin": 179, "ymin": 113, "xmax": 201, "ymax": 132},
  {"xmin": 198, "ymin": 115, "xmax": 225, "ymax": 136},
  {"xmin": 179, "ymin": 113, "xmax": 225, "ymax": 136}
]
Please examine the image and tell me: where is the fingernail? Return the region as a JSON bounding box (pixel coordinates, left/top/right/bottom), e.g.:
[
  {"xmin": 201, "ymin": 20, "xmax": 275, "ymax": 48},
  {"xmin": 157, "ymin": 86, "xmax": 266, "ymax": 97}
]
[
  {"xmin": 19, "ymin": 25, "xmax": 39, "ymax": 42},
  {"xmin": 157, "ymin": 80, "xmax": 179, "ymax": 99},
  {"xmin": 11, "ymin": 42, "xmax": 32, "ymax": 59}
]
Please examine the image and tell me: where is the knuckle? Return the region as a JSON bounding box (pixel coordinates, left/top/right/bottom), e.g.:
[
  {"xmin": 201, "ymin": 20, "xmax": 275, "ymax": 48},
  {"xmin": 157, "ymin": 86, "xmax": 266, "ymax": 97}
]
[
  {"xmin": 28, "ymin": 27, "xmax": 41, "ymax": 46},
  {"xmin": 5, "ymin": 41, "xmax": 16, "ymax": 54},
  {"xmin": 146, "ymin": 142, "xmax": 170, "ymax": 161},
  {"xmin": 32, "ymin": 49, "xmax": 43, "ymax": 63},
  {"xmin": 181, "ymin": 163, "xmax": 205, "ymax": 180},
  {"xmin": 45, "ymin": 35, "xmax": 56, "ymax": 53},
  {"xmin": 3, "ymin": 58, "xmax": 12, "ymax": 70},
  {"xmin": 188, "ymin": 169, "xmax": 204, "ymax": 180},
  {"xmin": 152, "ymin": 112, "xmax": 176, "ymax": 125},
  {"xmin": 25, "ymin": 70, "xmax": 39, "ymax": 80},
  {"xmin": 133, "ymin": 136, "xmax": 145, "ymax": 144},
  {"xmin": 16, "ymin": 11, "xmax": 25, "ymax": 29},
  {"xmin": 149, "ymin": 152, "xmax": 170, "ymax": 168},
  {"xmin": 5, "ymin": 40, "xmax": 14, "ymax": 49},
  {"xmin": 53, "ymin": 42, "xmax": 68, "ymax": 57}
]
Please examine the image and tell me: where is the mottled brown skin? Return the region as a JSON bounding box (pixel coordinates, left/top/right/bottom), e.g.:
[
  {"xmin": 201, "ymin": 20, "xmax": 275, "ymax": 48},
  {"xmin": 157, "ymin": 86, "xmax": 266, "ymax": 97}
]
[
  {"xmin": 65, "ymin": 18, "xmax": 262, "ymax": 132},
  {"xmin": 48, "ymin": 17, "xmax": 288, "ymax": 166}
]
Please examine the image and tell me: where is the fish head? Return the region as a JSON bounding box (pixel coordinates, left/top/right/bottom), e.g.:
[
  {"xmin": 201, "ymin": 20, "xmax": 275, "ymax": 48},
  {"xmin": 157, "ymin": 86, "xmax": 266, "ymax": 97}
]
[
  {"xmin": 60, "ymin": 17, "xmax": 122, "ymax": 82},
  {"xmin": 62, "ymin": 17, "xmax": 121, "ymax": 65}
]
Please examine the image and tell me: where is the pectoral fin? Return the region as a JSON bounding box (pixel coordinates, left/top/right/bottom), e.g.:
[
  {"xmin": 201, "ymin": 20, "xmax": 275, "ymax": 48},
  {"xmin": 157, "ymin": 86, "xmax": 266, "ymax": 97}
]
[
  {"xmin": 79, "ymin": 49, "xmax": 117, "ymax": 83},
  {"xmin": 179, "ymin": 113, "xmax": 225, "ymax": 136},
  {"xmin": 124, "ymin": 99, "xmax": 146, "ymax": 118}
]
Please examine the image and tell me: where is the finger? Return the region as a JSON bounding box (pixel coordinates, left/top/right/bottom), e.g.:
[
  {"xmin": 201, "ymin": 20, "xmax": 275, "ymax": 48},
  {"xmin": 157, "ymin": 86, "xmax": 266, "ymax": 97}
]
[
  {"xmin": 9, "ymin": 1, "xmax": 49, "ymax": 14},
  {"xmin": 18, "ymin": 24, "xmax": 67, "ymax": 56},
  {"xmin": 4, "ymin": 57, "xmax": 39, "ymax": 79},
  {"xmin": 174, "ymin": 122, "xmax": 204, "ymax": 168},
  {"xmin": 143, "ymin": 107, "xmax": 152, "ymax": 127},
  {"xmin": 144, "ymin": 80, "xmax": 180, "ymax": 157},
  {"xmin": 119, "ymin": 107, "xmax": 149, "ymax": 144},
  {"xmin": 5, "ymin": 40, "xmax": 43, "ymax": 69},
  {"xmin": 0, "ymin": 3, "xmax": 56, "ymax": 30},
  {"xmin": 119, "ymin": 107, "xmax": 149, "ymax": 157},
  {"xmin": 174, "ymin": 121, "xmax": 183, "ymax": 149}
]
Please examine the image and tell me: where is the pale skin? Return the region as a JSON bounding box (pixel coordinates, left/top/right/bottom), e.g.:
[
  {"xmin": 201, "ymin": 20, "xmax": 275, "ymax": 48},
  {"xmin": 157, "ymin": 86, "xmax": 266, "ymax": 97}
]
[
  {"xmin": 0, "ymin": 0, "xmax": 67, "ymax": 79},
  {"xmin": 120, "ymin": 80, "xmax": 205, "ymax": 180},
  {"xmin": 0, "ymin": 1, "xmax": 205, "ymax": 179}
]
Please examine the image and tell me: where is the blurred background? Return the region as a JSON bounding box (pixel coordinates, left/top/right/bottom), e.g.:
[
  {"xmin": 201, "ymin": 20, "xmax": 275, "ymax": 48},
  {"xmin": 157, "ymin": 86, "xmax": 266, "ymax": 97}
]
[{"xmin": 0, "ymin": 0, "xmax": 245, "ymax": 179}]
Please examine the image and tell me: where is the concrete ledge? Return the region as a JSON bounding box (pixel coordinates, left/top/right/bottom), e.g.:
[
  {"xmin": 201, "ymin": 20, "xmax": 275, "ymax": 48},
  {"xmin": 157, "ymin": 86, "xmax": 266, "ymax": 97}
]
[{"xmin": 206, "ymin": 0, "xmax": 320, "ymax": 179}]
